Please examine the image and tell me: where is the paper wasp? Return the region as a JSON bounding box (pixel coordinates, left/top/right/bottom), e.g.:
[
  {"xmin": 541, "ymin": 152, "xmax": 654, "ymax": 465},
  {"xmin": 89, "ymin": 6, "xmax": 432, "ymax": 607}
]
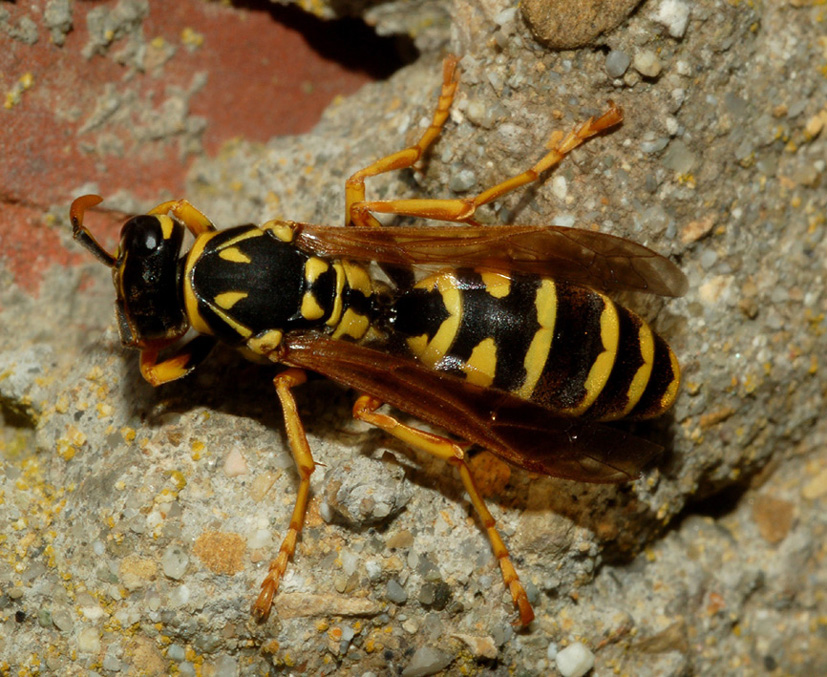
[{"xmin": 70, "ymin": 55, "xmax": 686, "ymax": 627}]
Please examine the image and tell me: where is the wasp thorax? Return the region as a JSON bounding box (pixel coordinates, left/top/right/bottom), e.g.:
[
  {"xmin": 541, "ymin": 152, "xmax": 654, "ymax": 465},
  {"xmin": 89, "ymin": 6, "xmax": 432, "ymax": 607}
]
[{"xmin": 113, "ymin": 215, "xmax": 188, "ymax": 346}]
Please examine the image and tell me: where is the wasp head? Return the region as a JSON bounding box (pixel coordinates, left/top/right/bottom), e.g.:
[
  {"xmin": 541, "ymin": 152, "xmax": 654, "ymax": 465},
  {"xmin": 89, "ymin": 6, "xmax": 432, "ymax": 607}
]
[{"xmin": 71, "ymin": 195, "xmax": 189, "ymax": 349}]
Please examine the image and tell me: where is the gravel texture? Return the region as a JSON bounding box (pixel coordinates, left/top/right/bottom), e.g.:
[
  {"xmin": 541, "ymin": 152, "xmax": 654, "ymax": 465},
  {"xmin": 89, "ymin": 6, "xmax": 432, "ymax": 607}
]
[{"xmin": 2, "ymin": 0, "xmax": 827, "ymax": 675}]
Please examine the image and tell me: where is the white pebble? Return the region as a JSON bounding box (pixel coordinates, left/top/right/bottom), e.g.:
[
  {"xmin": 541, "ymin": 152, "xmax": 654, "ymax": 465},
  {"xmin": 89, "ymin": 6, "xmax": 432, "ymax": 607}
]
[
  {"xmin": 551, "ymin": 175, "xmax": 568, "ymax": 201},
  {"xmin": 223, "ymin": 448, "xmax": 248, "ymax": 477},
  {"xmin": 655, "ymin": 0, "xmax": 691, "ymax": 39},
  {"xmin": 556, "ymin": 642, "xmax": 595, "ymax": 677},
  {"xmin": 634, "ymin": 50, "xmax": 662, "ymax": 79},
  {"xmin": 77, "ymin": 626, "xmax": 102, "ymax": 654}
]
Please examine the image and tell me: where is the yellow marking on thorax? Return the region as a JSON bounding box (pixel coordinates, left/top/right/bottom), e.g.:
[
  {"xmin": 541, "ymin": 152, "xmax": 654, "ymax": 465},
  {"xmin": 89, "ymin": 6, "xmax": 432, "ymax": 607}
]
[
  {"xmin": 214, "ymin": 291, "xmax": 248, "ymax": 310},
  {"xmin": 517, "ymin": 279, "xmax": 557, "ymax": 399},
  {"xmin": 462, "ymin": 338, "xmax": 497, "ymax": 387},
  {"xmin": 219, "ymin": 247, "xmax": 251, "ymax": 263},
  {"xmin": 329, "ymin": 261, "xmax": 374, "ymax": 340},
  {"xmin": 183, "ymin": 231, "xmax": 220, "ymax": 335},
  {"xmin": 300, "ymin": 291, "xmax": 325, "ymax": 320},
  {"xmin": 261, "ymin": 219, "xmax": 295, "ymax": 243},
  {"xmin": 158, "ymin": 215, "xmax": 175, "ymax": 240},
  {"xmin": 563, "ymin": 294, "xmax": 620, "ymax": 416},
  {"xmin": 326, "ymin": 261, "xmax": 346, "ymax": 327},
  {"xmin": 480, "ymin": 271, "xmax": 511, "ymax": 299},
  {"xmin": 247, "ymin": 330, "xmax": 283, "ymax": 356},
  {"xmin": 304, "ymin": 257, "xmax": 329, "ymax": 283},
  {"xmin": 215, "ymin": 227, "xmax": 264, "ymax": 251},
  {"xmin": 204, "ymin": 302, "xmax": 253, "ymax": 339},
  {"xmin": 343, "ymin": 262, "xmax": 372, "ymax": 295}
]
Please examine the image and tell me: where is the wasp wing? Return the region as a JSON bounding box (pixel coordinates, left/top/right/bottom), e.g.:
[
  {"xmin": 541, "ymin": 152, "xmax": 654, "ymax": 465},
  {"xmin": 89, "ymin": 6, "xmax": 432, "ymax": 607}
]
[
  {"xmin": 282, "ymin": 333, "xmax": 661, "ymax": 483},
  {"xmin": 292, "ymin": 223, "xmax": 687, "ymax": 297}
]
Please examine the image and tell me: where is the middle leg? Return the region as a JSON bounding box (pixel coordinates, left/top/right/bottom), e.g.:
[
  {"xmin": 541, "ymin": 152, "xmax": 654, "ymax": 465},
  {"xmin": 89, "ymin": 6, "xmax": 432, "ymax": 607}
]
[
  {"xmin": 349, "ymin": 102, "xmax": 623, "ymax": 227},
  {"xmin": 344, "ymin": 55, "xmax": 461, "ymax": 228}
]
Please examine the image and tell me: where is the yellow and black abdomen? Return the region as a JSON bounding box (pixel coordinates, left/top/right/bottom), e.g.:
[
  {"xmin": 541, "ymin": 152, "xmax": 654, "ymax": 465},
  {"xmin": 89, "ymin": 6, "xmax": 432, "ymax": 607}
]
[{"xmin": 390, "ymin": 268, "xmax": 679, "ymax": 421}]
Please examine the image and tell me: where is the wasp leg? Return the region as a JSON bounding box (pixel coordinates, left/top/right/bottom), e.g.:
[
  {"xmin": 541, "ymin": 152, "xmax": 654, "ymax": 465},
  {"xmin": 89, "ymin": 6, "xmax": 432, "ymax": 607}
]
[
  {"xmin": 352, "ymin": 394, "xmax": 535, "ymax": 627},
  {"xmin": 139, "ymin": 335, "xmax": 216, "ymax": 387},
  {"xmin": 253, "ymin": 368, "xmax": 316, "ymax": 622},
  {"xmin": 345, "ymin": 55, "xmax": 460, "ymax": 228},
  {"xmin": 148, "ymin": 199, "xmax": 216, "ymax": 236},
  {"xmin": 350, "ymin": 102, "xmax": 623, "ymax": 227}
]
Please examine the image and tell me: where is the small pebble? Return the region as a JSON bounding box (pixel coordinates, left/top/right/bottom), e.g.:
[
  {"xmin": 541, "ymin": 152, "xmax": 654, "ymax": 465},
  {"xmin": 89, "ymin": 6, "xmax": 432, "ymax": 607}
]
[
  {"xmin": 634, "ymin": 50, "xmax": 663, "ymax": 78},
  {"xmin": 605, "ymin": 50, "xmax": 631, "ymax": 78},
  {"xmin": 161, "ymin": 545, "xmax": 189, "ymax": 580},
  {"xmin": 52, "ymin": 608, "xmax": 74, "ymax": 632},
  {"xmin": 168, "ymin": 644, "xmax": 187, "ymax": 661},
  {"xmin": 662, "ymin": 139, "xmax": 697, "ymax": 173},
  {"xmin": 386, "ymin": 578, "xmax": 408, "ymax": 604},
  {"xmin": 556, "ymin": 641, "xmax": 595, "ymax": 677},
  {"xmin": 551, "ymin": 175, "xmax": 568, "ymax": 201},
  {"xmin": 223, "ymin": 448, "xmax": 248, "ymax": 477},
  {"xmin": 401, "ymin": 646, "xmax": 453, "ymax": 677},
  {"xmin": 77, "ymin": 626, "xmax": 102, "ymax": 653},
  {"xmin": 449, "ymin": 168, "xmax": 477, "ymax": 192},
  {"xmin": 102, "ymin": 654, "xmax": 122, "ymax": 672},
  {"xmin": 655, "ymin": 0, "xmax": 690, "ymax": 38}
]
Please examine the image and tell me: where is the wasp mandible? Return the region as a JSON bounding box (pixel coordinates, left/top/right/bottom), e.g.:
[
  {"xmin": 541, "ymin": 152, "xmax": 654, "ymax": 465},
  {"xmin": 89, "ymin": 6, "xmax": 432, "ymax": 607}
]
[{"xmin": 70, "ymin": 55, "xmax": 686, "ymax": 626}]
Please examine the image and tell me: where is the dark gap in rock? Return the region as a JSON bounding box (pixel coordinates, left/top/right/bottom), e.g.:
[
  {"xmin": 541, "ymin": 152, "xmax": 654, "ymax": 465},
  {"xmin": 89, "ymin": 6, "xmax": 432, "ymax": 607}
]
[{"xmin": 233, "ymin": 0, "xmax": 418, "ymax": 80}]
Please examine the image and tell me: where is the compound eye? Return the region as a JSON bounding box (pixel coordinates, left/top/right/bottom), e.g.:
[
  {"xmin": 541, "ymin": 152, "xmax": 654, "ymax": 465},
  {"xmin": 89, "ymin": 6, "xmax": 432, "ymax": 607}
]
[{"xmin": 120, "ymin": 216, "xmax": 164, "ymax": 254}]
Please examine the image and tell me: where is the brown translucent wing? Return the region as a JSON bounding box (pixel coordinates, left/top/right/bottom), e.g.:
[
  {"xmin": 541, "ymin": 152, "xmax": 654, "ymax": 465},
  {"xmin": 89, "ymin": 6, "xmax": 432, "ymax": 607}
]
[
  {"xmin": 281, "ymin": 334, "xmax": 661, "ymax": 483},
  {"xmin": 292, "ymin": 223, "xmax": 687, "ymax": 297}
]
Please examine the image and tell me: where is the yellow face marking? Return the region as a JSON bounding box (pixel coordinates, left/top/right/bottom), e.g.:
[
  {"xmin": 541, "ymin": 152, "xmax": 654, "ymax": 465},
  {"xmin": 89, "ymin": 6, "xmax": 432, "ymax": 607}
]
[
  {"xmin": 261, "ymin": 220, "xmax": 295, "ymax": 242},
  {"xmin": 214, "ymin": 291, "xmax": 248, "ymax": 310},
  {"xmin": 563, "ymin": 294, "xmax": 620, "ymax": 416},
  {"xmin": 517, "ymin": 279, "xmax": 557, "ymax": 399},
  {"xmin": 304, "ymin": 257, "xmax": 329, "ymax": 283},
  {"xmin": 480, "ymin": 271, "xmax": 511, "ymax": 299},
  {"xmin": 326, "ymin": 261, "xmax": 346, "ymax": 327},
  {"xmin": 300, "ymin": 291, "xmax": 325, "ymax": 320},
  {"xmin": 462, "ymin": 337, "xmax": 497, "ymax": 387},
  {"xmin": 158, "ymin": 215, "xmax": 175, "ymax": 240},
  {"xmin": 219, "ymin": 247, "xmax": 252, "ymax": 264},
  {"xmin": 331, "ymin": 309, "xmax": 370, "ymax": 340},
  {"xmin": 247, "ymin": 330, "xmax": 283, "ymax": 356}
]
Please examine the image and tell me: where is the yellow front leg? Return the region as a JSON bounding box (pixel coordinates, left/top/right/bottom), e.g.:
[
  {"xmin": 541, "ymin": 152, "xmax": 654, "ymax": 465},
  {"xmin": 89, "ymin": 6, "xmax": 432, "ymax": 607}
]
[
  {"xmin": 138, "ymin": 335, "xmax": 216, "ymax": 387},
  {"xmin": 148, "ymin": 199, "xmax": 216, "ymax": 236}
]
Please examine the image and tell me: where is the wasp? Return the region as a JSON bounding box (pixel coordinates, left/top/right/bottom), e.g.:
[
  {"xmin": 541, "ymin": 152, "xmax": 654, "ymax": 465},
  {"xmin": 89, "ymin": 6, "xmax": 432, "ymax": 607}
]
[{"xmin": 70, "ymin": 55, "xmax": 686, "ymax": 627}]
